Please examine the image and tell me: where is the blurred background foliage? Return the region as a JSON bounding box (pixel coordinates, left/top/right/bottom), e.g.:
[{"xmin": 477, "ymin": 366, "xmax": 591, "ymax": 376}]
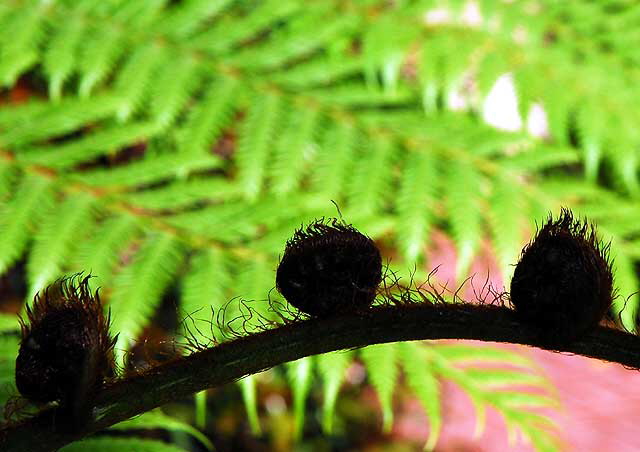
[{"xmin": 0, "ymin": 0, "xmax": 639, "ymax": 450}]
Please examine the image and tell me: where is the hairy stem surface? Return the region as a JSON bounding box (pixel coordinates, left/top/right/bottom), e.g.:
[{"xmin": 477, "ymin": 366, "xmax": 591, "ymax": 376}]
[{"xmin": 2, "ymin": 303, "xmax": 639, "ymax": 451}]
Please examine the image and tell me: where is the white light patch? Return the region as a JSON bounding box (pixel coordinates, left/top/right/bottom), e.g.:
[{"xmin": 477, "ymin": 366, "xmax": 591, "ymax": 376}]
[
  {"xmin": 482, "ymin": 73, "xmax": 522, "ymax": 131},
  {"xmin": 526, "ymin": 102, "xmax": 550, "ymax": 139}
]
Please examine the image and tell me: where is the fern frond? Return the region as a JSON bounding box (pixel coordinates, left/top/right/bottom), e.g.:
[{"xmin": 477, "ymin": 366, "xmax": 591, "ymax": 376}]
[
  {"xmin": 26, "ymin": 193, "xmax": 96, "ymax": 298},
  {"xmin": 60, "ymin": 437, "xmax": 190, "ymax": 452},
  {"xmin": 70, "ymin": 215, "xmax": 141, "ymax": 291},
  {"xmin": 17, "ymin": 122, "xmax": 160, "ymax": 168},
  {"xmin": 42, "ymin": 6, "xmax": 87, "ymax": 101},
  {"xmin": 311, "ymin": 121, "xmax": 357, "ymax": 199},
  {"xmin": 235, "ymin": 92, "xmax": 282, "ymax": 200},
  {"xmin": 0, "ymin": 335, "xmax": 18, "ymax": 407},
  {"xmin": 177, "ymin": 76, "xmax": 239, "ymax": 155},
  {"xmin": 269, "ymin": 105, "xmax": 319, "ymax": 195},
  {"xmin": 399, "ymin": 342, "xmax": 442, "ymax": 450},
  {"xmin": 346, "ymin": 136, "xmax": 396, "ymax": 217},
  {"xmin": 149, "ymin": 53, "xmax": 200, "ymax": 128},
  {"xmin": 110, "ymin": 409, "xmax": 214, "ymax": 451},
  {"xmin": 396, "ymin": 149, "xmax": 438, "ymax": 263},
  {"xmin": 75, "ymin": 153, "xmax": 222, "ymax": 190},
  {"xmin": 487, "ymin": 174, "xmax": 526, "ymax": 280},
  {"xmin": 180, "ymin": 248, "xmax": 231, "ymax": 345},
  {"xmin": 123, "ymin": 178, "xmax": 240, "ymax": 211},
  {"xmin": 287, "ymin": 357, "xmax": 314, "ymax": 439},
  {"xmin": 0, "ymin": 2, "xmax": 48, "ymax": 86},
  {"xmin": 113, "ymin": 43, "xmax": 165, "ymax": 121},
  {"xmin": 317, "ymin": 351, "xmax": 352, "ymax": 434},
  {"xmin": 360, "ymin": 343, "xmax": 398, "ymax": 432},
  {"xmin": 154, "ymin": 0, "xmax": 234, "ymax": 39},
  {"xmin": 0, "ymin": 174, "xmax": 54, "ymax": 275},
  {"xmin": 445, "ymin": 159, "xmax": 483, "ymax": 278},
  {"xmin": 0, "ymin": 94, "xmax": 124, "ymax": 147},
  {"xmin": 109, "ymin": 232, "xmax": 184, "ymax": 361}
]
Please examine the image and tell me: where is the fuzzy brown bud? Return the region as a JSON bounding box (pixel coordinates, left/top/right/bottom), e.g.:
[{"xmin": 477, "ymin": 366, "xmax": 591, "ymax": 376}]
[
  {"xmin": 276, "ymin": 218, "xmax": 382, "ymax": 317},
  {"xmin": 510, "ymin": 208, "xmax": 614, "ymax": 341},
  {"xmin": 15, "ymin": 275, "xmax": 117, "ymax": 414}
]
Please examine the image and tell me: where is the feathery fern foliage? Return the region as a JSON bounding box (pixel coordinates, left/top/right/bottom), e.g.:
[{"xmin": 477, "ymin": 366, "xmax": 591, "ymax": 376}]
[{"xmin": 1, "ymin": 0, "xmax": 639, "ymax": 450}]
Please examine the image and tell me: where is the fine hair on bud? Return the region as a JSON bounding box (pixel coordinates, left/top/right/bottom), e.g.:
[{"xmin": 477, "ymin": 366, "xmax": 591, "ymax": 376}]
[
  {"xmin": 16, "ymin": 274, "xmax": 117, "ymax": 412},
  {"xmin": 276, "ymin": 218, "xmax": 382, "ymax": 317},
  {"xmin": 510, "ymin": 208, "xmax": 614, "ymax": 341}
]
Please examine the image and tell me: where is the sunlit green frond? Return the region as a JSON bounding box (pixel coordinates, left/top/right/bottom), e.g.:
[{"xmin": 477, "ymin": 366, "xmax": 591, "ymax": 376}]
[
  {"xmin": 180, "ymin": 248, "xmax": 231, "ymax": 345},
  {"xmin": 177, "ymin": 76, "xmax": 239, "ymax": 155},
  {"xmin": 26, "ymin": 193, "xmax": 96, "ymax": 298},
  {"xmin": 111, "ymin": 409, "xmax": 214, "ymax": 451},
  {"xmin": 346, "ymin": 136, "xmax": 396, "ymax": 217},
  {"xmin": 317, "ymin": 350, "xmax": 353, "ymax": 433},
  {"xmin": 43, "ymin": 5, "xmax": 88, "ymax": 101},
  {"xmin": 311, "ymin": 121, "xmax": 357, "ymax": 199},
  {"xmin": 0, "ymin": 335, "xmax": 18, "ymax": 407},
  {"xmin": 361, "ymin": 343, "xmax": 398, "ymax": 432},
  {"xmin": 269, "ymin": 105, "xmax": 319, "ymax": 195},
  {"xmin": 235, "ymin": 92, "xmax": 282, "ymax": 200},
  {"xmin": 17, "ymin": 122, "xmax": 160, "ymax": 168},
  {"xmin": 446, "ymin": 160, "xmax": 483, "ymax": 278},
  {"xmin": 109, "ymin": 232, "xmax": 185, "ymax": 361},
  {"xmin": 396, "ymin": 150, "xmax": 438, "ymax": 263},
  {"xmin": 0, "ymin": 174, "xmax": 54, "ymax": 275},
  {"xmin": 287, "ymin": 356, "xmax": 314, "ymax": 439},
  {"xmin": 0, "ymin": 2, "xmax": 47, "ymax": 86},
  {"xmin": 399, "ymin": 342, "xmax": 442, "ymax": 451},
  {"xmin": 70, "ymin": 215, "xmax": 141, "ymax": 290},
  {"xmin": 488, "ymin": 174, "xmax": 526, "ymax": 280},
  {"xmin": 75, "ymin": 153, "xmax": 222, "ymax": 189}
]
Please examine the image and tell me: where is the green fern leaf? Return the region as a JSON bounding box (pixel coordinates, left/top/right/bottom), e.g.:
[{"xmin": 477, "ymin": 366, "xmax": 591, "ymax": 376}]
[
  {"xmin": 399, "ymin": 342, "xmax": 442, "ymax": 450},
  {"xmin": 177, "ymin": 76, "xmax": 239, "ymax": 155},
  {"xmin": 109, "ymin": 232, "xmax": 184, "ymax": 362},
  {"xmin": 311, "ymin": 121, "xmax": 357, "ymax": 199},
  {"xmin": 60, "ymin": 438, "xmax": 190, "ymax": 452},
  {"xmin": 18, "ymin": 122, "xmax": 160, "ymax": 168},
  {"xmin": 155, "ymin": 0, "xmax": 234, "ymax": 38},
  {"xmin": 240, "ymin": 376, "xmax": 261, "ymax": 435},
  {"xmin": 149, "ymin": 53, "xmax": 200, "ymax": 128},
  {"xmin": 180, "ymin": 248, "xmax": 231, "ymax": 346},
  {"xmin": 114, "ymin": 43, "xmax": 165, "ymax": 121},
  {"xmin": 446, "ymin": 160, "xmax": 483, "ymax": 278},
  {"xmin": 235, "ymin": 92, "xmax": 282, "ymax": 200},
  {"xmin": 77, "ymin": 22, "xmax": 125, "ymax": 97},
  {"xmin": 0, "ymin": 94, "xmax": 123, "ymax": 147},
  {"xmin": 0, "ymin": 3, "xmax": 47, "ymax": 86},
  {"xmin": 488, "ymin": 174, "xmax": 525, "ymax": 279},
  {"xmin": 317, "ymin": 350, "xmax": 353, "ymax": 433},
  {"xmin": 0, "ymin": 174, "xmax": 54, "ymax": 275},
  {"xmin": 269, "ymin": 105, "xmax": 319, "ymax": 195},
  {"xmin": 346, "ymin": 136, "xmax": 396, "ymax": 217},
  {"xmin": 122, "ymin": 178, "xmax": 240, "ymax": 211},
  {"xmin": 0, "ymin": 335, "xmax": 18, "ymax": 407},
  {"xmin": 70, "ymin": 215, "xmax": 141, "ymax": 290},
  {"xmin": 26, "ymin": 193, "xmax": 96, "ymax": 298},
  {"xmin": 111, "ymin": 409, "xmax": 214, "ymax": 451},
  {"xmin": 75, "ymin": 153, "xmax": 222, "ymax": 190},
  {"xmin": 396, "ymin": 149, "xmax": 438, "ymax": 263},
  {"xmin": 360, "ymin": 343, "xmax": 398, "ymax": 432},
  {"xmin": 287, "ymin": 356, "xmax": 314, "ymax": 439},
  {"xmin": 43, "ymin": 8, "xmax": 87, "ymax": 101}
]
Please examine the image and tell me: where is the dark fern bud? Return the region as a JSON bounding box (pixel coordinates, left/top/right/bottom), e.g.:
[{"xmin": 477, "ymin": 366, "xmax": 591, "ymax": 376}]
[
  {"xmin": 16, "ymin": 275, "xmax": 117, "ymax": 412},
  {"xmin": 276, "ymin": 218, "xmax": 382, "ymax": 317},
  {"xmin": 510, "ymin": 208, "xmax": 614, "ymax": 341}
]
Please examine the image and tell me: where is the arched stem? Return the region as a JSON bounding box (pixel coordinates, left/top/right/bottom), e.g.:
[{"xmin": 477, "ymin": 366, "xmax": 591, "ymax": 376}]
[{"xmin": 2, "ymin": 303, "xmax": 639, "ymax": 452}]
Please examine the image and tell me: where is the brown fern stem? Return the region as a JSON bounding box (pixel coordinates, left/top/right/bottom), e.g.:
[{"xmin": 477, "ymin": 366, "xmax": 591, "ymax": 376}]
[{"xmin": 2, "ymin": 303, "xmax": 640, "ymax": 452}]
